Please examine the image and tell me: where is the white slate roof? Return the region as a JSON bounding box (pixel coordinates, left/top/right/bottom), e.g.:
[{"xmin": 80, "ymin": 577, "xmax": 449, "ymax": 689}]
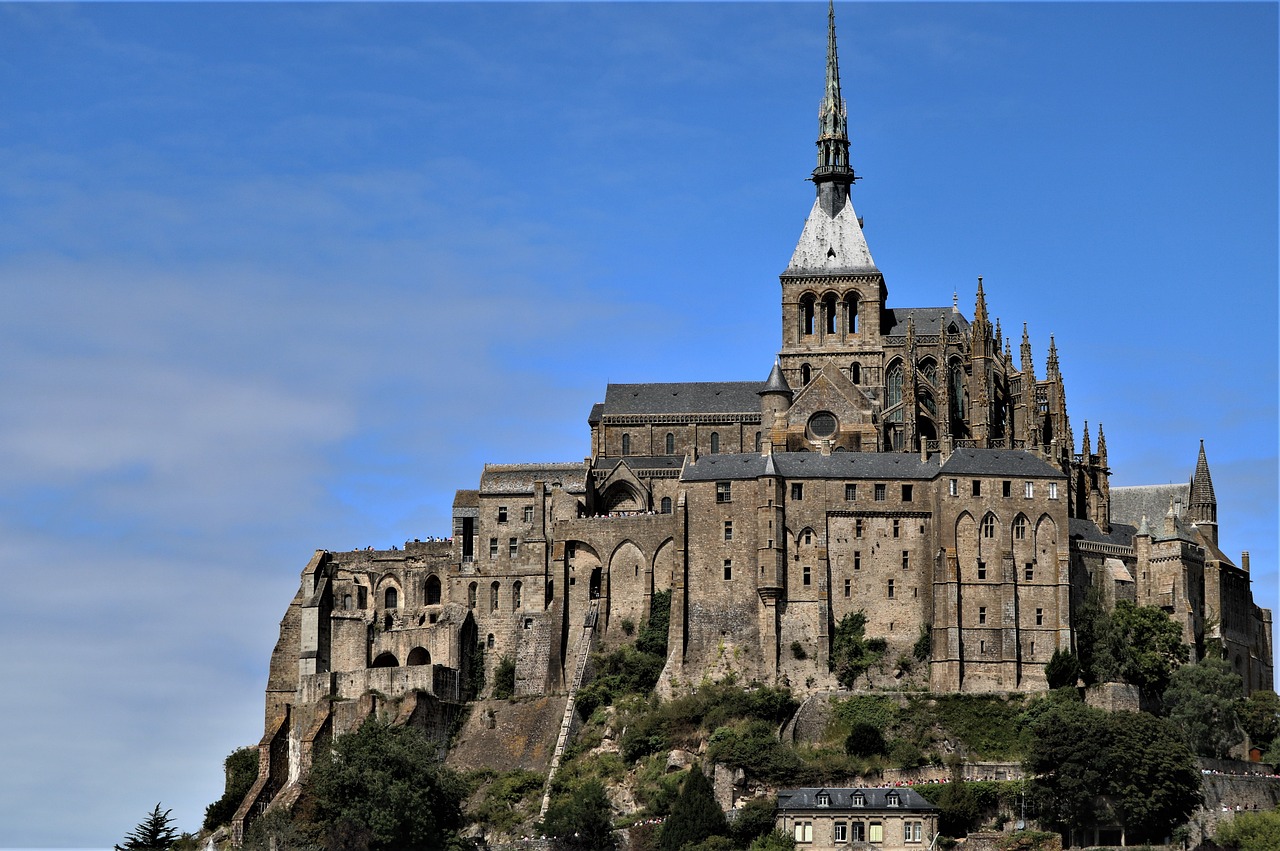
[{"xmin": 785, "ymin": 194, "xmax": 877, "ymax": 274}]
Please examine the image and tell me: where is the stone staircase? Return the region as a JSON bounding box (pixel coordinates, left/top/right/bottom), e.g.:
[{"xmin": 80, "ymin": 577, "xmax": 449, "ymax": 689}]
[{"xmin": 539, "ymin": 600, "xmax": 600, "ymax": 817}]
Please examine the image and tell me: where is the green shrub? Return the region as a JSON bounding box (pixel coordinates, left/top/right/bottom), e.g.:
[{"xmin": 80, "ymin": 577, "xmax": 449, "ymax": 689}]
[
  {"xmin": 844, "ymin": 722, "xmax": 887, "ymax": 757},
  {"xmin": 790, "ymin": 641, "xmax": 807, "ymax": 660},
  {"xmin": 203, "ymin": 746, "xmax": 259, "ymax": 830},
  {"xmin": 492, "ymin": 656, "xmax": 516, "ymax": 700}
]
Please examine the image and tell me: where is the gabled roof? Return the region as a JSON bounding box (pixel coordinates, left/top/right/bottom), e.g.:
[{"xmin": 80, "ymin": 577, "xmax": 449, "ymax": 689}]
[
  {"xmin": 680, "ymin": 451, "xmax": 939, "ymax": 482},
  {"xmin": 1110, "ymin": 483, "xmax": 1188, "ymax": 528},
  {"xmin": 939, "ymin": 448, "xmax": 1064, "ymax": 478},
  {"xmin": 479, "ymin": 463, "xmax": 588, "ymax": 495},
  {"xmin": 776, "ymin": 787, "xmax": 938, "ymax": 812},
  {"xmin": 883, "ymin": 307, "xmax": 969, "ymax": 337},
  {"xmin": 602, "ymin": 382, "xmax": 764, "ymax": 416}
]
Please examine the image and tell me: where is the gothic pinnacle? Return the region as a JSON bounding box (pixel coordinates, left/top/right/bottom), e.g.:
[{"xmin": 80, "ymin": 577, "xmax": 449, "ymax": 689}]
[{"xmin": 813, "ymin": 0, "xmax": 856, "ymax": 188}]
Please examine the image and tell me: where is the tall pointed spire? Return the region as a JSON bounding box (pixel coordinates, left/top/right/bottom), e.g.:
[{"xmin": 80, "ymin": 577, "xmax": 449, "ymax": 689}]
[
  {"xmin": 1189, "ymin": 440, "xmax": 1218, "ymax": 547},
  {"xmin": 813, "ymin": 0, "xmax": 857, "ymax": 191}
]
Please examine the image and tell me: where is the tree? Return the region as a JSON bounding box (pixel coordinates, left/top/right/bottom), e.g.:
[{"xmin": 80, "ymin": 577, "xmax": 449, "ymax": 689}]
[
  {"xmin": 1239, "ymin": 689, "xmax": 1280, "ymax": 752},
  {"xmin": 204, "ymin": 746, "xmax": 260, "ymax": 830},
  {"xmin": 1102, "ymin": 710, "xmax": 1201, "ymax": 843},
  {"xmin": 730, "ymin": 796, "xmax": 780, "ymax": 848},
  {"xmin": 1024, "ymin": 701, "xmax": 1109, "ymax": 841},
  {"xmin": 1163, "ymin": 655, "xmax": 1242, "ymax": 758},
  {"xmin": 844, "ymin": 722, "xmax": 887, "ymax": 758},
  {"xmin": 1111, "ymin": 601, "xmax": 1189, "ymax": 697},
  {"xmin": 116, "ymin": 804, "xmax": 180, "ymax": 851},
  {"xmin": 830, "ymin": 611, "xmax": 887, "ymax": 688},
  {"xmin": 1216, "ymin": 809, "xmax": 1280, "ymax": 850},
  {"xmin": 539, "ymin": 779, "xmax": 615, "ymax": 851},
  {"xmin": 304, "ymin": 719, "xmax": 466, "ymax": 851},
  {"xmin": 492, "ymin": 656, "xmax": 516, "ymax": 700},
  {"xmin": 1074, "ymin": 588, "xmax": 1120, "ymax": 685},
  {"xmin": 659, "ymin": 766, "xmax": 729, "ymax": 851},
  {"xmin": 748, "ymin": 831, "xmax": 797, "ymax": 851},
  {"xmin": 1044, "ymin": 648, "xmax": 1081, "ymax": 690}
]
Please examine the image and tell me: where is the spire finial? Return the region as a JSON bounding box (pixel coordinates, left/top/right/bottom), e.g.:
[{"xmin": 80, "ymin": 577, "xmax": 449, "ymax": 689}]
[{"xmin": 812, "ymin": 0, "xmax": 856, "ymax": 191}]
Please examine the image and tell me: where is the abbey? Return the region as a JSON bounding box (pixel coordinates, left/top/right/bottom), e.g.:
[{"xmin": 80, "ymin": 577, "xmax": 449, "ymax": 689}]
[{"xmin": 234, "ymin": 5, "xmax": 1271, "ymax": 837}]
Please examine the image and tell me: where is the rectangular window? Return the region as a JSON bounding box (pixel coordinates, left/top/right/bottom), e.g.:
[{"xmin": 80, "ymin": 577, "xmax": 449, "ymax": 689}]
[
  {"xmin": 874, "ymin": 483, "xmax": 886, "ymax": 501},
  {"xmin": 979, "ymin": 606, "xmax": 987, "ymax": 624},
  {"xmin": 498, "ymin": 506, "xmax": 508, "ymax": 522},
  {"xmin": 845, "ymin": 483, "xmax": 857, "ymax": 501},
  {"xmin": 724, "ymin": 521, "xmax": 733, "ymax": 541},
  {"xmin": 1002, "ymin": 480, "xmax": 1011, "ymax": 498},
  {"xmin": 887, "ymin": 579, "xmax": 895, "ymax": 599},
  {"xmin": 901, "ymin": 550, "xmax": 910, "ymax": 570},
  {"xmin": 851, "ymin": 823, "xmax": 865, "ymax": 842},
  {"xmin": 1049, "ymin": 481, "xmax": 1059, "ymax": 499},
  {"xmin": 716, "ymin": 481, "xmax": 732, "ymax": 503},
  {"xmin": 1025, "ymin": 563, "xmax": 1034, "ymax": 581},
  {"xmin": 869, "ymin": 823, "xmax": 883, "ymax": 843},
  {"xmin": 972, "ymin": 480, "xmax": 982, "ymax": 496},
  {"xmin": 791, "ymin": 483, "xmax": 804, "ymax": 500},
  {"xmin": 980, "ymin": 639, "xmax": 986, "ymax": 653},
  {"xmin": 977, "ymin": 560, "xmax": 987, "ymax": 580},
  {"xmin": 523, "ymin": 506, "xmax": 534, "ymax": 523},
  {"xmin": 566, "ymin": 541, "xmax": 576, "ymax": 558},
  {"xmin": 905, "ymin": 822, "xmax": 922, "ymax": 843},
  {"xmin": 802, "ymin": 565, "xmax": 811, "ymax": 586},
  {"xmin": 488, "ymin": 537, "xmax": 498, "ymax": 558},
  {"xmin": 855, "ymin": 519, "xmax": 863, "ymax": 538},
  {"xmin": 902, "ymin": 484, "xmax": 913, "ymax": 502},
  {"xmin": 834, "ymin": 822, "xmax": 847, "ymax": 843},
  {"xmin": 949, "ymin": 478, "xmax": 958, "ymax": 497},
  {"xmin": 854, "ymin": 551, "xmax": 861, "ymax": 570},
  {"xmin": 1036, "ymin": 607, "xmax": 1044, "ymax": 626},
  {"xmin": 892, "ymin": 519, "xmax": 900, "ymax": 538},
  {"xmin": 508, "ymin": 537, "xmax": 518, "ymax": 557},
  {"xmin": 844, "ymin": 578, "xmax": 851, "ymax": 597},
  {"xmin": 723, "ymin": 560, "xmax": 732, "ymax": 581},
  {"xmin": 1024, "ymin": 481, "xmax": 1035, "ymax": 498}
]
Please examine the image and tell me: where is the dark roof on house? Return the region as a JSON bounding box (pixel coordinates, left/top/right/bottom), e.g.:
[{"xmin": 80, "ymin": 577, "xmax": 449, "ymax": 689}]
[
  {"xmin": 680, "ymin": 452, "xmax": 939, "ymax": 482},
  {"xmin": 1110, "ymin": 483, "xmax": 1189, "ymax": 529},
  {"xmin": 776, "ymin": 788, "xmax": 938, "ymax": 812},
  {"xmin": 1069, "ymin": 518, "xmax": 1137, "ymax": 547},
  {"xmin": 452, "ymin": 490, "xmax": 478, "ymax": 508},
  {"xmin": 939, "ymin": 448, "xmax": 1065, "ymax": 478},
  {"xmin": 602, "ymin": 382, "xmax": 764, "ymax": 416},
  {"xmin": 479, "ymin": 463, "xmax": 588, "ymax": 495},
  {"xmin": 588, "ymin": 403, "xmax": 603, "ymax": 426},
  {"xmin": 619, "ymin": 455, "xmax": 685, "ymax": 471},
  {"xmin": 882, "ymin": 307, "xmax": 969, "ymax": 336}
]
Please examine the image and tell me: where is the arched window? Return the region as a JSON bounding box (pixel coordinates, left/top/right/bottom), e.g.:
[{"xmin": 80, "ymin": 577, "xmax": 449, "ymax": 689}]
[
  {"xmin": 845, "ymin": 293, "xmax": 859, "ymax": 333},
  {"xmin": 754, "ymin": 431, "xmax": 762, "ymax": 452},
  {"xmin": 513, "ymin": 580, "xmax": 522, "ymax": 610},
  {"xmin": 384, "ymin": 587, "xmax": 398, "ymax": 609},
  {"xmin": 981, "ymin": 514, "xmax": 997, "ymax": 538},
  {"xmin": 665, "ymin": 432, "xmax": 675, "ymax": 454},
  {"xmin": 949, "ymin": 361, "xmax": 967, "ymax": 422},
  {"xmin": 710, "ymin": 432, "xmax": 720, "ymax": 454},
  {"xmin": 371, "ymin": 652, "xmax": 398, "ymax": 668},
  {"xmin": 490, "ymin": 581, "xmax": 500, "ymax": 612},
  {"xmin": 886, "ymin": 361, "xmax": 904, "ymax": 408},
  {"xmin": 823, "ymin": 293, "xmax": 838, "ymax": 334},
  {"xmin": 486, "ymin": 633, "xmax": 495, "ymax": 649},
  {"xmin": 801, "ymin": 363, "xmax": 812, "ymax": 385},
  {"xmin": 1013, "ymin": 516, "xmax": 1027, "ymax": 540},
  {"xmin": 343, "ymin": 594, "xmax": 353, "ymax": 610},
  {"xmin": 800, "ymin": 294, "xmax": 816, "ymax": 335},
  {"xmin": 406, "ymin": 647, "xmax": 430, "ymax": 666},
  {"xmin": 851, "ymin": 362, "xmax": 861, "ymax": 384},
  {"xmin": 621, "ymin": 433, "xmax": 631, "ymax": 455},
  {"xmin": 425, "ymin": 574, "xmax": 441, "ymax": 605},
  {"xmin": 660, "ymin": 497, "xmax": 672, "ymax": 514},
  {"xmin": 468, "ymin": 582, "xmax": 477, "ymax": 609}
]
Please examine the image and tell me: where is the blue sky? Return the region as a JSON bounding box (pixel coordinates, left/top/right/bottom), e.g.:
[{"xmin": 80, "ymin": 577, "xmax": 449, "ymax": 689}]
[{"xmin": 0, "ymin": 2, "xmax": 1275, "ymax": 846}]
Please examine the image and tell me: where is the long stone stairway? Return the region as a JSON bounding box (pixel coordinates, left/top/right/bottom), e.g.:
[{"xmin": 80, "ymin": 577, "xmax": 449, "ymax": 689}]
[{"xmin": 538, "ymin": 600, "xmax": 600, "ymax": 817}]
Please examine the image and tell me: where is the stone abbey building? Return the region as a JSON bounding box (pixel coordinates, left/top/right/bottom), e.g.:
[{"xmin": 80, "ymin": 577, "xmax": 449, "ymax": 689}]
[{"xmin": 234, "ymin": 4, "xmax": 1272, "ymax": 837}]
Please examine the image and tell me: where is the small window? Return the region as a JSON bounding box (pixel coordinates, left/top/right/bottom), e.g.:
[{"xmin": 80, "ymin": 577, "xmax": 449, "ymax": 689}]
[
  {"xmin": 892, "ymin": 519, "xmax": 900, "ymax": 538},
  {"xmin": 498, "ymin": 506, "xmax": 508, "ymax": 522},
  {"xmin": 874, "ymin": 483, "xmax": 886, "ymax": 501},
  {"xmin": 754, "ymin": 431, "xmax": 762, "ymax": 452},
  {"xmin": 621, "ymin": 433, "xmax": 631, "ymax": 455},
  {"xmin": 1002, "ymin": 480, "xmax": 1012, "ymax": 498},
  {"xmin": 1024, "ymin": 481, "xmax": 1035, "ymax": 498},
  {"xmin": 343, "ymin": 593, "xmax": 353, "ymax": 610},
  {"xmin": 972, "ymin": 480, "xmax": 982, "ymax": 496},
  {"xmin": 901, "ymin": 550, "xmax": 909, "ymax": 570},
  {"xmin": 803, "ymin": 529, "xmax": 812, "ymax": 545},
  {"xmin": 851, "ymin": 362, "xmax": 861, "ymax": 384},
  {"xmin": 489, "ymin": 537, "xmax": 498, "ymax": 558},
  {"xmin": 716, "ymin": 481, "xmax": 732, "ymax": 503},
  {"xmin": 855, "ymin": 519, "xmax": 863, "ymax": 538},
  {"xmin": 981, "ymin": 515, "xmax": 996, "ymax": 538},
  {"xmin": 508, "ymin": 537, "xmax": 518, "ymax": 557},
  {"xmin": 566, "ymin": 541, "xmax": 576, "ymax": 558},
  {"xmin": 1049, "ymin": 482, "xmax": 1059, "ymax": 500},
  {"xmin": 886, "ymin": 792, "xmax": 900, "ymax": 807},
  {"xmin": 902, "ymin": 484, "xmax": 913, "ymax": 502},
  {"xmin": 844, "ymin": 578, "xmax": 851, "ymax": 597},
  {"xmin": 854, "ymin": 551, "xmax": 861, "ymax": 570},
  {"xmin": 425, "ymin": 575, "xmax": 441, "ymax": 605},
  {"xmin": 513, "ymin": 581, "xmax": 522, "ymax": 609},
  {"xmin": 724, "ymin": 520, "xmax": 733, "ymax": 541},
  {"xmin": 791, "ymin": 483, "xmax": 804, "ymax": 500},
  {"xmin": 665, "ymin": 432, "xmax": 675, "ymax": 454},
  {"xmin": 816, "ymin": 793, "xmax": 830, "ymax": 807},
  {"xmin": 852, "ymin": 792, "xmax": 865, "ymax": 807},
  {"xmin": 977, "ymin": 560, "xmax": 987, "ymax": 580},
  {"xmin": 1035, "ymin": 607, "xmax": 1044, "ymax": 626},
  {"xmin": 834, "ymin": 821, "xmax": 847, "ymax": 843},
  {"xmin": 661, "ymin": 497, "xmax": 672, "ymax": 514},
  {"xmin": 869, "ymin": 823, "xmax": 883, "ymax": 843},
  {"xmin": 803, "ymin": 565, "xmax": 811, "ymax": 586},
  {"xmin": 467, "ymin": 582, "xmax": 477, "ymax": 609},
  {"xmin": 979, "ymin": 606, "xmax": 987, "ymax": 624},
  {"xmin": 710, "ymin": 432, "xmax": 720, "ymax": 454},
  {"xmin": 949, "ymin": 478, "xmax": 958, "ymax": 497},
  {"xmin": 523, "ymin": 506, "xmax": 534, "ymax": 523},
  {"xmin": 490, "ymin": 581, "xmax": 499, "ymax": 612},
  {"xmin": 723, "ymin": 560, "xmax": 732, "ymax": 581},
  {"xmin": 801, "ymin": 363, "xmax": 811, "ymax": 385},
  {"xmin": 845, "ymin": 483, "xmax": 857, "ymax": 501},
  {"xmin": 794, "ymin": 822, "xmax": 813, "ymax": 844},
  {"xmin": 1025, "ymin": 562, "xmax": 1034, "ymax": 581},
  {"xmin": 980, "ymin": 639, "xmax": 986, "ymax": 654},
  {"xmin": 1014, "ymin": 516, "xmax": 1027, "ymax": 540},
  {"xmin": 887, "ymin": 579, "xmax": 895, "ymax": 599}
]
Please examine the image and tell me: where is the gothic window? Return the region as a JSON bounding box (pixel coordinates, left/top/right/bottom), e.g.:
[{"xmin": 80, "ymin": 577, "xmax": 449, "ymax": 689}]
[
  {"xmin": 513, "ymin": 581, "xmax": 522, "ymax": 610},
  {"xmin": 710, "ymin": 432, "xmax": 720, "ymax": 454},
  {"xmin": 851, "ymin": 362, "xmax": 861, "ymax": 384},
  {"xmin": 661, "ymin": 497, "xmax": 672, "ymax": 514},
  {"xmin": 920, "ymin": 358, "xmax": 937, "ymax": 385},
  {"xmin": 801, "ymin": 363, "xmax": 812, "ymax": 385},
  {"xmin": 490, "ymin": 581, "xmax": 500, "ymax": 612},
  {"xmin": 981, "ymin": 514, "xmax": 996, "ymax": 538},
  {"xmin": 1013, "ymin": 516, "xmax": 1027, "ymax": 540},
  {"xmin": 425, "ymin": 574, "xmax": 441, "ymax": 605},
  {"xmin": 665, "ymin": 432, "xmax": 675, "ymax": 454},
  {"xmin": 809, "ymin": 411, "xmax": 838, "ymax": 439},
  {"xmin": 886, "ymin": 360, "xmax": 904, "ymax": 408},
  {"xmin": 384, "ymin": 587, "xmax": 398, "ymax": 609},
  {"xmin": 621, "ymin": 433, "xmax": 631, "ymax": 455},
  {"xmin": 754, "ymin": 431, "xmax": 762, "ymax": 452}
]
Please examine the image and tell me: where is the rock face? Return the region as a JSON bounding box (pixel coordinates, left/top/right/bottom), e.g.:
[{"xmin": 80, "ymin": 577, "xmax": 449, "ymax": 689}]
[{"xmin": 445, "ymin": 697, "xmax": 568, "ymax": 774}]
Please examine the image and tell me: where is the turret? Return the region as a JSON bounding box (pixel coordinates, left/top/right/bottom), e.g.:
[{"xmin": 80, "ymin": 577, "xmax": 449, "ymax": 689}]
[
  {"xmin": 759, "ymin": 361, "xmax": 793, "ymax": 454},
  {"xmin": 1189, "ymin": 440, "xmax": 1218, "ymax": 547}
]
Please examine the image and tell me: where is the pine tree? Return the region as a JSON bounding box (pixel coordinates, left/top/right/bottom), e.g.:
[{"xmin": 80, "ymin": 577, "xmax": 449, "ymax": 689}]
[
  {"xmin": 659, "ymin": 765, "xmax": 729, "ymax": 851},
  {"xmin": 116, "ymin": 804, "xmax": 180, "ymax": 851}
]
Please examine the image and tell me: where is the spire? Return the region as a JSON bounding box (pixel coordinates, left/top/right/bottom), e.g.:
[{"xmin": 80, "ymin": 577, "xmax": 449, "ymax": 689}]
[
  {"xmin": 974, "ymin": 276, "xmax": 988, "ymax": 323},
  {"xmin": 1020, "ymin": 324, "xmax": 1034, "ymax": 378},
  {"xmin": 1096, "ymin": 423, "xmax": 1108, "ymax": 464},
  {"xmin": 1046, "ymin": 334, "xmax": 1060, "ymax": 377},
  {"xmin": 1081, "ymin": 421, "xmax": 1091, "ymax": 458},
  {"xmin": 1191, "ymin": 440, "xmax": 1216, "ymax": 507},
  {"xmin": 760, "ymin": 360, "xmax": 793, "ymax": 398},
  {"xmin": 813, "ymin": 0, "xmax": 856, "ymax": 191}
]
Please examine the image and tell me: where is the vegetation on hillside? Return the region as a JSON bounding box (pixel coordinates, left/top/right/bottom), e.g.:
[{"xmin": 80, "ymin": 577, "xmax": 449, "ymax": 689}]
[{"xmin": 203, "ymin": 747, "xmax": 259, "ymax": 831}]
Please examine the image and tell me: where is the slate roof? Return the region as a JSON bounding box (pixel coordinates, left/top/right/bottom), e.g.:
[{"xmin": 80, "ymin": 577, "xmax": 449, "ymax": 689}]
[
  {"xmin": 452, "ymin": 490, "xmax": 479, "ymax": 508},
  {"xmin": 1069, "ymin": 517, "xmax": 1137, "ymax": 547},
  {"xmin": 479, "ymin": 463, "xmax": 588, "ymax": 495},
  {"xmin": 882, "ymin": 307, "xmax": 969, "ymax": 336},
  {"xmin": 602, "ymin": 382, "xmax": 765, "ymax": 416},
  {"xmin": 588, "ymin": 403, "xmax": 603, "ymax": 426},
  {"xmin": 939, "ymin": 448, "xmax": 1064, "ymax": 478},
  {"xmin": 784, "ymin": 195, "xmax": 878, "ymax": 275},
  {"xmin": 619, "ymin": 455, "xmax": 685, "ymax": 471},
  {"xmin": 680, "ymin": 452, "xmax": 940, "ymax": 482},
  {"xmin": 1111, "ymin": 484, "xmax": 1189, "ymax": 528},
  {"xmin": 776, "ymin": 787, "xmax": 938, "ymax": 812}
]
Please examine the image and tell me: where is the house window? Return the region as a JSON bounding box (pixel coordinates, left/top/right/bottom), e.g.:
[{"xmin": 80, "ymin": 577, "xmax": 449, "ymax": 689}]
[
  {"xmin": 792, "ymin": 483, "xmax": 804, "ymax": 500},
  {"xmin": 851, "ymin": 823, "xmax": 866, "ymax": 841},
  {"xmin": 887, "ymin": 579, "xmax": 895, "ymax": 599},
  {"xmin": 886, "ymin": 792, "xmax": 900, "ymax": 807},
  {"xmin": 1014, "ymin": 516, "xmax": 1027, "ymax": 540},
  {"xmin": 802, "ymin": 565, "xmax": 811, "ymax": 585},
  {"xmin": 1002, "ymin": 480, "xmax": 1012, "ymax": 498},
  {"xmin": 844, "ymin": 578, "xmax": 851, "ymax": 597},
  {"xmin": 834, "ymin": 821, "xmax": 847, "ymax": 843},
  {"xmin": 816, "ymin": 793, "xmax": 830, "ymax": 807},
  {"xmin": 855, "ymin": 519, "xmax": 863, "ymax": 538},
  {"xmin": 977, "ymin": 560, "xmax": 987, "ymax": 580},
  {"xmin": 724, "ymin": 521, "xmax": 733, "ymax": 541},
  {"xmin": 498, "ymin": 506, "xmax": 508, "ymax": 522},
  {"xmin": 949, "ymin": 478, "xmax": 958, "ymax": 497},
  {"xmin": 1035, "ymin": 607, "xmax": 1044, "ymax": 626},
  {"xmin": 710, "ymin": 432, "xmax": 720, "ymax": 454},
  {"xmin": 794, "ymin": 822, "xmax": 813, "ymax": 843},
  {"xmin": 489, "ymin": 537, "xmax": 498, "ymax": 558},
  {"xmin": 868, "ymin": 823, "xmax": 883, "ymax": 843},
  {"xmin": 1024, "ymin": 481, "xmax": 1035, "ymax": 498},
  {"xmin": 981, "ymin": 515, "xmax": 996, "ymax": 538},
  {"xmin": 852, "ymin": 793, "xmax": 865, "ymax": 808},
  {"xmin": 972, "ymin": 480, "xmax": 982, "ymax": 496},
  {"xmin": 901, "ymin": 551, "xmax": 910, "ymax": 570},
  {"xmin": 661, "ymin": 497, "xmax": 672, "ymax": 514},
  {"xmin": 716, "ymin": 481, "xmax": 732, "ymax": 503},
  {"xmin": 621, "ymin": 433, "xmax": 631, "ymax": 455},
  {"xmin": 874, "ymin": 483, "xmax": 886, "ymax": 501},
  {"xmin": 892, "ymin": 519, "xmax": 900, "ymax": 538},
  {"xmin": 854, "ymin": 551, "xmax": 861, "ymax": 570},
  {"xmin": 905, "ymin": 822, "xmax": 922, "ymax": 843},
  {"xmin": 523, "ymin": 506, "xmax": 534, "ymax": 523},
  {"xmin": 508, "ymin": 537, "xmax": 518, "ymax": 557},
  {"xmin": 1025, "ymin": 562, "xmax": 1034, "ymax": 581},
  {"xmin": 979, "ymin": 606, "xmax": 987, "ymax": 625},
  {"xmin": 1049, "ymin": 482, "xmax": 1059, "ymax": 499},
  {"xmin": 845, "ymin": 483, "xmax": 857, "ymax": 501},
  {"xmin": 384, "ymin": 587, "xmax": 398, "ymax": 609},
  {"xmin": 665, "ymin": 432, "xmax": 675, "ymax": 454},
  {"xmin": 724, "ymin": 560, "xmax": 732, "ymax": 581}
]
